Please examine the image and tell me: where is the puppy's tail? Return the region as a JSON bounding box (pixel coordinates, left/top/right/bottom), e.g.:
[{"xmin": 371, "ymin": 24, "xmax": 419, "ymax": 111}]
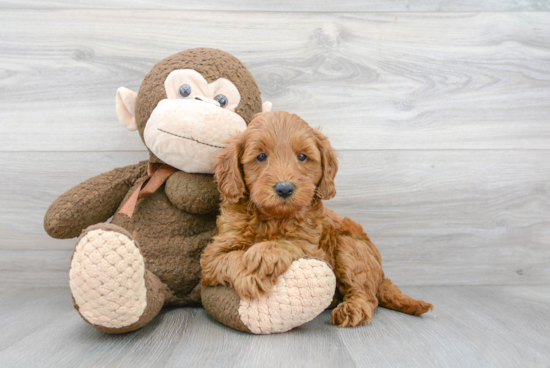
[{"xmin": 376, "ymin": 278, "xmax": 433, "ymax": 316}]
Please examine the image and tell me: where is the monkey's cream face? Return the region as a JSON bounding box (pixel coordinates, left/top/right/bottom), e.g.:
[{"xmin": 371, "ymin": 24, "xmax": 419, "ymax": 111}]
[{"xmin": 144, "ymin": 69, "xmax": 247, "ymax": 174}]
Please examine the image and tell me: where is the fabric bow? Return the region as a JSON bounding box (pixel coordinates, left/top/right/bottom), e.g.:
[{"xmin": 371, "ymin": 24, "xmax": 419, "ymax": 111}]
[{"xmin": 118, "ymin": 163, "xmax": 178, "ymax": 217}]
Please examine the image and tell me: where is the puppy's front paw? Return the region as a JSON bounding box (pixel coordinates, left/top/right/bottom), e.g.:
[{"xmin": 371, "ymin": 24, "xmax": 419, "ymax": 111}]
[
  {"xmin": 242, "ymin": 242, "xmax": 298, "ymax": 285},
  {"xmin": 233, "ymin": 272, "xmax": 275, "ymax": 300},
  {"xmin": 331, "ymin": 298, "xmax": 375, "ymax": 327}
]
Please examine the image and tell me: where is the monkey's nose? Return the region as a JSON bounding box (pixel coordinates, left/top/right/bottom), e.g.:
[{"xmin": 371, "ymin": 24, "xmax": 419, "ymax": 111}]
[
  {"xmin": 274, "ymin": 182, "xmax": 295, "ymax": 199},
  {"xmin": 193, "ymin": 95, "xmax": 221, "ymax": 107}
]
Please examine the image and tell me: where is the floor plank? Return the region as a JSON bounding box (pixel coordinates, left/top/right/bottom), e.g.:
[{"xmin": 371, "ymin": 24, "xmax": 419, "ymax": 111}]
[
  {"xmin": 0, "ymin": 0, "xmax": 548, "ymax": 11},
  {"xmin": 338, "ymin": 285, "xmax": 550, "ymax": 367},
  {"xmin": 1, "ymin": 11, "xmax": 549, "ymax": 151},
  {"xmin": 2, "ymin": 150, "xmax": 549, "ymax": 287},
  {"xmin": 0, "ymin": 285, "xmax": 548, "ymax": 367}
]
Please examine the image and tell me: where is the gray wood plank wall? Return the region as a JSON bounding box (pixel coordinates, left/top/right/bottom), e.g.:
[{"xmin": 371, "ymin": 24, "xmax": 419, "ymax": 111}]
[
  {"xmin": 1, "ymin": 2, "xmax": 549, "ymax": 287},
  {"xmin": 1, "ymin": 1, "xmax": 550, "ymax": 11}
]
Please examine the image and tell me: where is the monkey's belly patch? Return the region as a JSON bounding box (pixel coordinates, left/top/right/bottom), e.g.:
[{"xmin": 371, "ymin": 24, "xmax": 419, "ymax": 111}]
[
  {"xmin": 69, "ymin": 229, "xmax": 147, "ymax": 329},
  {"xmin": 238, "ymin": 258, "xmax": 336, "ymax": 334}
]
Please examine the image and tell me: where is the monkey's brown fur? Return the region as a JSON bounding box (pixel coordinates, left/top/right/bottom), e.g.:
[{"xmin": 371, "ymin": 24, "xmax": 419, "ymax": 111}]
[
  {"xmin": 44, "ymin": 48, "xmax": 263, "ymax": 311},
  {"xmin": 201, "ymin": 111, "xmax": 433, "ymax": 327}
]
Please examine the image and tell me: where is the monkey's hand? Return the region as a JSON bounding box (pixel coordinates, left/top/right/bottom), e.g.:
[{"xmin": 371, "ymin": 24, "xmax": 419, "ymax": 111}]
[
  {"xmin": 44, "ymin": 161, "xmax": 148, "ymax": 239},
  {"xmin": 165, "ymin": 171, "xmax": 220, "ymax": 214}
]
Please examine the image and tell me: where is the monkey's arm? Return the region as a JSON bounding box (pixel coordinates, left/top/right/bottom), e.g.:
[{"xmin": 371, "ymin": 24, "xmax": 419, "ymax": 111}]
[
  {"xmin": 165, "ymin": 171, "xmax": 221, "ymax": 214},
  {"xmin": 44, "ymin": 161, "xmax": 148, "ymax": 239}
]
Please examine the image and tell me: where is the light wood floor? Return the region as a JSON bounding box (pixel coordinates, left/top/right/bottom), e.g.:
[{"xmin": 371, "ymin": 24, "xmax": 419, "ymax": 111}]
[
  {"xmin": 1, "ymin": 0, "xmax": 549, "ymax": 367},
  {"xmin": 0, "ymin": 285, "xmax": 549, "ymax": 367}
]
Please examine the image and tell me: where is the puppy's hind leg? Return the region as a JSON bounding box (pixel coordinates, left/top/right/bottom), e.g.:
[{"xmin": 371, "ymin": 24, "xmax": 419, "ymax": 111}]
[{"xmin": 331, "ymin": 233, "xmax": 384, "ymax": 327}]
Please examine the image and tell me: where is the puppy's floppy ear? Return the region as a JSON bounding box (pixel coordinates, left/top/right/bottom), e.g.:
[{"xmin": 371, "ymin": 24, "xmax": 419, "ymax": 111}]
[
  {"xmin": 314, "ymin": 129, "xmax": 339, "ymax": 200},
  {"xmin": 215, "ymin": 133, "xmax": 246, "ymax": 203}
]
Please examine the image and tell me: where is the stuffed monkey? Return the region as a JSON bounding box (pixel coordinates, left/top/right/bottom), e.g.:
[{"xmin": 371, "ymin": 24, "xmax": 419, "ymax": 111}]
[{"xmin": 44, "ymin": 48, "xmax": 335, "ymax": 334}]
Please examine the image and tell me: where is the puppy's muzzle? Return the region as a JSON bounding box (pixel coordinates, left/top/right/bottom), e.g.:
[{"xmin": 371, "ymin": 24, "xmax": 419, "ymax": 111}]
[{"xmin": 274, "ymin": 181, "xmax": 295, "ymax": 199}]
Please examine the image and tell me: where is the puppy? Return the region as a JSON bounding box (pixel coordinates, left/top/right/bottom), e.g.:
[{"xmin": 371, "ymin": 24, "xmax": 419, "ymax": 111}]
[{"xmin": 201, "ymin": 111, "xmax": 433, "ymax": 327}]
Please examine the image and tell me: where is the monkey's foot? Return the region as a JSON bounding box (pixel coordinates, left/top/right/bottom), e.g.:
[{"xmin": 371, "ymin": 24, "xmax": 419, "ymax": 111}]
[
  {"xmin": 202, "ymin": 258, "xmax": 336, "ymax": 334},
  {"xmin": 69, "ymin": 223, "xmax": 166, "ymax": 333}
]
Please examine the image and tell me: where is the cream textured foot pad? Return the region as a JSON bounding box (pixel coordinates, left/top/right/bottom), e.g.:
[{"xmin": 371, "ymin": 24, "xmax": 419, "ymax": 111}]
[
  {"xmin": 239, "ymin": 258, "xmax": 336, "ymax": 334},
  {"xmin": 70, "ymin": 229, "xmax": 147, "ymax": 329}
]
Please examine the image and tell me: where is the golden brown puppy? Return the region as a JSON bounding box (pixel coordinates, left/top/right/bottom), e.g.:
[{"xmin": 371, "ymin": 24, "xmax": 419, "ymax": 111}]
[{"xmin": 201, "ymin": 111, "xmax": 433, "ymax": 327}]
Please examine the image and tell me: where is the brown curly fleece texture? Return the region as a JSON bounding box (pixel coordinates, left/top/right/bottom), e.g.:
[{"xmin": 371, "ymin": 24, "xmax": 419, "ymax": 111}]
[
  {"xmin": 202, "ymin": 286, "xmax": 250, "ymax": 333},
  {"xmin": 44, "ymin": 49, "xmax": 264, "ymax": 324}
]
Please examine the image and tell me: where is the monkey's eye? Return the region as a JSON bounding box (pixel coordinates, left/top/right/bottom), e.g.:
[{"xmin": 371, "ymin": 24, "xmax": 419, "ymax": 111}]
[
  {"xmin": 179, "ymin": 84, "xmax": 192, "ymax": 98},
  {"xmin": 298, "ymin": 153, "xmax": 307, "ymax": 162},
  {"xmin": 214, "ymin": 94, "xmax": 228, "ymax": 108},
  {"xmin": 256, "ymin": 153, "xmax": 267, "ymax": 162}
]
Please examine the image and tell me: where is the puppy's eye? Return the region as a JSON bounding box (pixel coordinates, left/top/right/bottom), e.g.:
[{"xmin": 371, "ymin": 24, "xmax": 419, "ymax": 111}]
[
  {"xmin": 298, "ymin": 153, "xmax": 307, "ymax": 162},
  {"xmin": 256, "ymin": 153, "xmax": 267, "ymax": 162},
  {"xmin": 179, "ymin": 84, "xmax": 192, "ymax": 98},
  {"xmin": 214, "ymin": 94, "xmax": 228, "ymax": 108}
]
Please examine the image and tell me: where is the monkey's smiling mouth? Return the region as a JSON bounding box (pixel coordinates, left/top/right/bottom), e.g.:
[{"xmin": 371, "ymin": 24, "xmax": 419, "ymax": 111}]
[{"xmin": 158, "ymin": 128, "xmax": 226, "ymax": 149}]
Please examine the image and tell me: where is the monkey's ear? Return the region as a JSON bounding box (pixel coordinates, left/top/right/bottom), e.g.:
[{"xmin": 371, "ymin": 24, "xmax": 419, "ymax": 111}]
[
  {"xmin": 215, "ymin": 134, "xmax": 246, "ymax": 203},
  {"xmin": 314, "ymin": 129, "xmax": 339, "ymax": 200},
  {"xmin": 116, "ymin": 87, "xmax": 138, "ymax": 131},
  {"xmin": 262, "ymin": 101, "xmax": 272, "ymax": 113}
]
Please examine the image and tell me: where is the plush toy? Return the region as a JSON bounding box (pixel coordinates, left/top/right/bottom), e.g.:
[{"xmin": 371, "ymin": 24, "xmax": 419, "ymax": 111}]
[{"xmin": 43, "ymin": 48, "xmax": 278, "ymax": 333}]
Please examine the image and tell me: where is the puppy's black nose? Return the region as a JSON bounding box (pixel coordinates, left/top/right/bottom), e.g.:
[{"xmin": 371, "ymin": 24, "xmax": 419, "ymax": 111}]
[{"xmin": 274, "ymin": 181, "xmax": 295, "ymax": 199}]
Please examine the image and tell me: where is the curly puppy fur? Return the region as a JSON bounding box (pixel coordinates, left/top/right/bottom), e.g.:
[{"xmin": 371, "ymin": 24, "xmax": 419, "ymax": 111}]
[{"xmin": 201, "ymin": 111, "xmax": 433, "ymax": 327}]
